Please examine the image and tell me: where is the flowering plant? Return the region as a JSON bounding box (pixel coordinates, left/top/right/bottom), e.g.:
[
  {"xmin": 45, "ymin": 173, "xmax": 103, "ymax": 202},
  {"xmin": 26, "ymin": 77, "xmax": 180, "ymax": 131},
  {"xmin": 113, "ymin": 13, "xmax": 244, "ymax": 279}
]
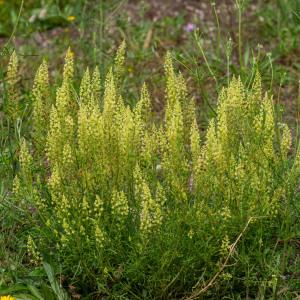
[{"xmin": 6, "ymin": 44, "xmax": 300, "ymax": 298}]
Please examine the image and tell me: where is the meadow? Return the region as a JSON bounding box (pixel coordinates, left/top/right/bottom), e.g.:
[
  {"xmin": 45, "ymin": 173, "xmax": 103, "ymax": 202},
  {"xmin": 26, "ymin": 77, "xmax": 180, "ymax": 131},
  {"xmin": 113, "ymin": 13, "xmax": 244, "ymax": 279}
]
[{"xmin": 1, "ymin": 0, "xmax": 300, "ymax": 299}]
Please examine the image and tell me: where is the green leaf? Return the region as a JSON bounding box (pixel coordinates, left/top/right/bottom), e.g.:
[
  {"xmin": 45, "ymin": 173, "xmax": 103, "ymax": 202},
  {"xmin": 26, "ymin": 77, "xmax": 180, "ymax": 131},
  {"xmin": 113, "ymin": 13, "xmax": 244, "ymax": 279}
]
[
  {"xmin": 0, "ymin": 284, "xmax": 28, "ymax": 295},
  {"xmin": 28, "ymin": 267, "xmax": 44, "ymax": 277},
  {"xmin": 14, "ymin": 294, "xmax": 39, "ymax": 300},
  {"xmin": 43, "ymin": 262, "xmax": 70, "ymax": 300},
  {"xmin": 28, "ymin": 285, "xmax": 44, "ymax": 300},
  {"xmin": 40, "ymin": 283, "xmax": 56, "ymax": 300}
]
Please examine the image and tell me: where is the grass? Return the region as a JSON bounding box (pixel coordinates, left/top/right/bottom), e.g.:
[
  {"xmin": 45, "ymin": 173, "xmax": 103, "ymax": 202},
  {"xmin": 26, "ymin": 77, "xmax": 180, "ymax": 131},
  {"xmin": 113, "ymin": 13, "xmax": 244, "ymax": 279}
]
[{"xmin": 1, "ymin": 0, "xmax": 300, "ymax": 299}]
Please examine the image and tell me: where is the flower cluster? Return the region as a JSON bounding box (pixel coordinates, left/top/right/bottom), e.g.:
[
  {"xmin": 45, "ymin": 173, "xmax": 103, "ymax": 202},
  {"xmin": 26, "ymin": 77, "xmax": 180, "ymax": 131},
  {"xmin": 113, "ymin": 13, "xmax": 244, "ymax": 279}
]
[{"xmin": 9, "ymin": 45, "xmax": 300, "ymax": 296}]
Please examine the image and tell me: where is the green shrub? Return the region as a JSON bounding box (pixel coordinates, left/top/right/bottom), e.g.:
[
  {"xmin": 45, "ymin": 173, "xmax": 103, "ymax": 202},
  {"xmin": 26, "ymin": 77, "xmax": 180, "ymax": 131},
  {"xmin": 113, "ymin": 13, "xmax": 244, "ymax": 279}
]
[{"xmin": 6, "ymin": 45, "xmax": 300, "ymax": 298}]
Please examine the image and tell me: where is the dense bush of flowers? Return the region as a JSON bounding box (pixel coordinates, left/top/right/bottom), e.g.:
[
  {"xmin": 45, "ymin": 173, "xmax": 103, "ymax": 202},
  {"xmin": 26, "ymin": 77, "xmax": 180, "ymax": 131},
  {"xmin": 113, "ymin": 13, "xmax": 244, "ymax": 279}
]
[{"xmin": 5, "ymin": 44, "xmax": 300, "ymax": 298}]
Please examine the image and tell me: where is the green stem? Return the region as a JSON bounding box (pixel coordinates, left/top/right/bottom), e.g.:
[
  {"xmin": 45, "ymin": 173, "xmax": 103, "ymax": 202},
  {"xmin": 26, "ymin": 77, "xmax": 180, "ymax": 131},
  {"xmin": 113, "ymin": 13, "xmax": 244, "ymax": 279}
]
[
  {"xmin": 236, "ymin": 0, "xmax": 243, "ymax": 69},
  {"xmin": 212, "ymin": 3, "xmax": 221, "ymax": 59},
  {"xmin": 194, "ymin": 32, "xmax": 218, "ymax": 85},
  {"xmin": 3, "ymin": 0, "xmax": 24, "ymax": 50}
]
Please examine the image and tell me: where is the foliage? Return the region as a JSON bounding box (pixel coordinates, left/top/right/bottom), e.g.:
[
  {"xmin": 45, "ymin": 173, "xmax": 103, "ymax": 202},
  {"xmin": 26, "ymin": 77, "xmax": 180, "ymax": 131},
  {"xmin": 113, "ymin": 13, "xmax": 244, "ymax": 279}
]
[
  {"xmin": 0, "ymin": 263, "xmax": 70, "ymax": 300},
  {"xmin": 2, "ymin": 45, "xmax": 300, "ymax": 298}
]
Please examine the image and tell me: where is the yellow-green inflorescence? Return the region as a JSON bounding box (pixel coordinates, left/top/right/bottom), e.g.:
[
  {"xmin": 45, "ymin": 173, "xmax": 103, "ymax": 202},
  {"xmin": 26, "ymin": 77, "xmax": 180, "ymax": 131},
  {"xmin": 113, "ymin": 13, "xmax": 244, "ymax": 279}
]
[
  {"xmin": 5, "ymin": 50, "xmax": 19, "ymax": 122},
  {"xmin": 12, "ymin": 45, "xmax": 300, "ymax": 287},
  {"xmin": 32, "ymin": 59, "xmax": 51, "ymax": 154}
]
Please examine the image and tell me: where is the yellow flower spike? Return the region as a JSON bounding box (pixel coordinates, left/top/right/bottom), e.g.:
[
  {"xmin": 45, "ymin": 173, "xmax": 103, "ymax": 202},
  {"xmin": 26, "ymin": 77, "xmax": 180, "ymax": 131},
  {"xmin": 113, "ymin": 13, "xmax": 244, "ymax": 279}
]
[
  {"xmin": 94, "ymin": 195, "xmax": 104, "ymax": 218},
  {"xmin": 6, "ymin": 50, "xmax": 18, "ymax": 87},
  {"xmin": 5, "ymin": 50, "xmax": 19, "ymax": 120},
  {"xmin": 47, "ymin": 108, "xmax": 60, "ymax": 164},
  {"xmin": 252, "ymin": 70, "xmax": 262, "ymax": 95},
  {"xmin": 163, "ymin": 53, "xmax": 191, "ymax": 202},
  {"xmin": 19, "ymin": 139, "xmax": 33, "ymax": 184},
  {"xmin": 27, "ymin": 235, "xmax": 41, "ymax": 265},
  {"xmin": 188, "ymin": 229, "xmax": 194, "ymax": 239},
  {"xmin": 133, "ymin": 163, "xmax": 144, "ymax": 200},
  {"xmin": 12, "ymin": 175, "xmax": 21, "ymax": 198},
  {"xmin": 140, "ymin": 126, "xmax": 159, "ymax": 170},
  {"xmin": 111, "ymin": 190, "xmax": 129, "ymax": 228},
  {"xmin": 80, "ymin": 67, "xmax": 92, "ymax": 106},
  {"xmin": 95, "ymin": 224, "xmax": 105, "ymax": 248},
  {"xmin": 102, "ymin": 69, "xmax": 121, "ymax": 175},
  {"xmin": 33, "ymin": 59, "xmax": 50, "ymax": 101},
  {"xmin": 163, "ymin": 74, "xmax": 188, "ymax": 201},
  {"xmin": 103, "ymin": 68, "xmax": 117, "ymax": 122},
  {"xmin": 190, "ymin": 117, "xmax": 201, "ymax": 165},
  {"xmin": 261, "ymin": 94, "xmax": 275, "ymax": 159},
  {"xmin": 63, "ymin": 47, "xmax": 74, "ymax": 86},
  {"xmin": 92, "ymin": 66, "xmax": 101, "ymax": 106},
  {"xmin": 155, "ymin": 182, "xmax": 166, "ymax": 207},
  {"xmin": 77, "ymin": 104, "xmax": 89, "ymax": 151},
  {"xmin": 80, "ymin": 195, "xmax": 90, "ymax": 231},
  {"xmin": 139, "ymin": 179, "xmax": 163, "ymax": 239},
  {"xmin": 133, "ymin": 83, "xmax": 152, "ymax": 153},
  {"xmin": 48, "ymin": 164, "xmax": 61, "ymax": 194},
  {"xmin": 220, "ymin": 234, "xmax": 230, "ymax": 256},
  {"xmin": 139, "ymin": 83, "xmax": 152, "ymax": 125},
  {"xmin": 19, "ymin": 139, "xmax": 32, "ymax": 170},
  {"xmin": 119, "ymin": 107, "xmax": 134, "ymax": 156},
  {"xmin": 60, "ymin": 195, "xmax": 71, "ymax": 219},
  {"xmin": 56, "ymin": 83, "xmax": 70, "ymax": 118},
  {"xmin": 190, "ymin": 117, "xmax": 202, "ymax": 193},
  {"xmin": 164, "ymin": 52, "xmax": 178, "ymax": 120},
  {"xmin": 78, "ymin": 102, "xmax": 103, "ymax": 176},
  {"xmin": 248, "ymin": 70, "xmax": 262, "ymax": 113},
  {"xmin": 32, "ymin": 59, "xmax": 50, "ymax": 151},
  {"xmin": 114, "ymin": 40, "xmax": 126, "ymax": 85},
  {"xmin": 47, "ymin": 63, "xmax": 75, "ymax": 168},
  {"xmin": 62, "ymin": 143, "xmax": 73, "ymax": 170},
  {"xmin": 164, "ymin": 51, "xmax": 175, "ymax": 83},
  {"xmin": 281, "ymin": 124, "xmax": 292, "ymax": 159}
]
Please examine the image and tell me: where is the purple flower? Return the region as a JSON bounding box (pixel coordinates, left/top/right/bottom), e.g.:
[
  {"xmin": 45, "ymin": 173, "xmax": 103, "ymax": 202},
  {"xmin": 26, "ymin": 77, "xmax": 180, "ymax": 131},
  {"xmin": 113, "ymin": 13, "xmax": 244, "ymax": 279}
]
[{"xmin": 184, "ymin": 23, "xmax": 196, "ymax": 33}]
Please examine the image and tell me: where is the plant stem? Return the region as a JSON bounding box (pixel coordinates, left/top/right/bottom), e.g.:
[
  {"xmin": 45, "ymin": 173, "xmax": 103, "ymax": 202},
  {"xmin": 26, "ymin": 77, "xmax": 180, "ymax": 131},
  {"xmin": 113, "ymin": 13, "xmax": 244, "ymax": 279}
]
[{"xmin": 236, "ymin": 0, "xmax": 243, "ymax": 70}]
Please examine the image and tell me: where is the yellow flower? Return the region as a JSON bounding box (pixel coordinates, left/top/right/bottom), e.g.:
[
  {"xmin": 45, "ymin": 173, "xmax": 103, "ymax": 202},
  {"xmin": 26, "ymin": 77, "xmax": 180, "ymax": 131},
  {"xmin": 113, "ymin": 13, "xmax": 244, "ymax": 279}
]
[
  {"xmin": 67, "ymin": 15, "xmax": 76, "ymax": 22},
  {"xmin": 188, "ymin": 229, "xmax": 194, "ymax": 239},
  {"xmin": 0, "ymin": 296, "xmax": 15, "ymax": 300}
]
